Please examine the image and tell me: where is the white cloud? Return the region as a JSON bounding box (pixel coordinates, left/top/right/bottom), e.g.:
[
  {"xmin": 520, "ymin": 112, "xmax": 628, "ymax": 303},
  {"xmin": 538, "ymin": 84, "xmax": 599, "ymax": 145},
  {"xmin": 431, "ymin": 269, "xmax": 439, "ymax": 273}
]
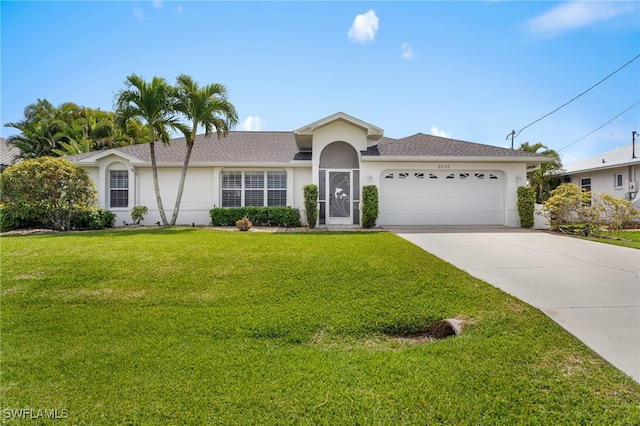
[
  {"xmin": 526, "ymin": 1, "xmax": 637, "ymax": 37},
  {"xmin": 153, "ymin": 1, "xmax": 163, "ymax": 8},
  {"xmin": 348, "ymin": 10, "xmax": 379, "ymax": 44},
  {"xmin": 242, "ymin": 116, "xmax": 265, "ymax": 131},
  {"xmin": 400, "ymin": 42, "xmax": 414, "ymax": 59},
  {"xmin": 177, "ymin": 5, "xmax": 183, "ymax": 14},
  {"xmin": 430, "ymin": 127, "xmax": 451, "ymax": 138},
  {"xmin": 133, "ymin": 7, "xmax": 144, "ymax": 20}
]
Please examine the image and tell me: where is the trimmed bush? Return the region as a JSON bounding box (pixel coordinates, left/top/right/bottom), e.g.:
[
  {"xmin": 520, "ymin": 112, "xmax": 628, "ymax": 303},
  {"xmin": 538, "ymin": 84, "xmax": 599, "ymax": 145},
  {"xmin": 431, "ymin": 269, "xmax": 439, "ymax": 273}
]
[
  {"xmin": 517, "ymin": 186, "xmax": 536, "ymax": 228},
  {"xmin": 303, "ymin": 185, "xmax": 318, "ymax": 228},
  {"xmin": 0, "ymin": 157, "xmax": 97, "ymax": 231},
  {"xmin": 210, "ymin": 207, "xmax": 301, "ymax": 227},
  {"xmin": 362, "ymin": 185, "xmax": 379, "ymax": 228},
  {"xmin": 71, "ymin": 207, "xmax": 116, "ymax": 230}
]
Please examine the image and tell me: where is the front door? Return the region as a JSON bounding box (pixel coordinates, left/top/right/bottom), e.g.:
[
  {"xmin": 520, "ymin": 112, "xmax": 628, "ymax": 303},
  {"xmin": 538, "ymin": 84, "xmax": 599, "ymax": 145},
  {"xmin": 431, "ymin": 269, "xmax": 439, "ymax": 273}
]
[{"xmin": 327, "ymin": 170, "xmax": 352, "ymax": 225}]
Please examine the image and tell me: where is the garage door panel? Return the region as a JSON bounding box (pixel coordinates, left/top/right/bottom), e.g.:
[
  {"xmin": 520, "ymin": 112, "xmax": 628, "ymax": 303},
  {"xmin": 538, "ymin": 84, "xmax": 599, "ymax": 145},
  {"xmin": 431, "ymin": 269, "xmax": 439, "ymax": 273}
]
[{"xmin": 379, "ymin": 170, "xmax": 505, "ymax": 225}]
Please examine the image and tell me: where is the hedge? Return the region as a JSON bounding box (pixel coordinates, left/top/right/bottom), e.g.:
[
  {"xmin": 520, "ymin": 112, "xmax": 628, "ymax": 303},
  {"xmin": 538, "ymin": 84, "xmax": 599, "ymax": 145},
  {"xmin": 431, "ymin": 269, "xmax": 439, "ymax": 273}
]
[
  {"xmin": 517, "ymin": 186, "xmax": 536, "ymax": 228},
  {"xmin": 210, "ymin": 206, "xmax": 301, "ymax": 227},
  {"xmin": 303, "ymin": 185, "xmax": 318, "ymax": 228},
  {"xmin": 362, "ymin": 185, "xmax": 379, "ymax": 228}
]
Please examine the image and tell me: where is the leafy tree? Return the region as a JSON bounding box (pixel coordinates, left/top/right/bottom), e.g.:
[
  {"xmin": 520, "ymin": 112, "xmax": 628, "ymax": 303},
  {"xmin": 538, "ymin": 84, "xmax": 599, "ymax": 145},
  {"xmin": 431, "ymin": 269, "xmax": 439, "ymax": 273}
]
[
  {"xmin": 518, "ymin": 142, "xmax": 562, "ymax": 203},
  {"xmin": 114, "ymin": 74, "xmax": 189, "ymax": 225},
  {"xmin": 0, "ymin": 157, "xmax": 97, "ymax": 231},
  {"xmin": 171, "ymin": 74, "xmax": 238, "ymax": 225}
]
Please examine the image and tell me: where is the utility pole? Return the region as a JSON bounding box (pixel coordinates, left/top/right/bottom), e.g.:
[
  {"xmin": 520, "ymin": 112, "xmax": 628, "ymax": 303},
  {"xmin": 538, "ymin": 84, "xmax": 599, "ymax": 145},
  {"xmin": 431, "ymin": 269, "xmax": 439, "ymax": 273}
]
[
  {"xmin": 506, "ymin": 130, "xmax": 516, "ymax": 150},
  {"xmin": 633, "ymin": 131, "xmax": 637, "ymax": 159}
]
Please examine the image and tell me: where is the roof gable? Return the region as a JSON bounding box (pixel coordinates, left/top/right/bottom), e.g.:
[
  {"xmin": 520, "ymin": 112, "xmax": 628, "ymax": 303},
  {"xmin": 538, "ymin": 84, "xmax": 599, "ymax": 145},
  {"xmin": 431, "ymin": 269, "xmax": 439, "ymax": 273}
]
[{"xmin": 294, "ymin": 112, "xmax": 384, "ymax": 150}]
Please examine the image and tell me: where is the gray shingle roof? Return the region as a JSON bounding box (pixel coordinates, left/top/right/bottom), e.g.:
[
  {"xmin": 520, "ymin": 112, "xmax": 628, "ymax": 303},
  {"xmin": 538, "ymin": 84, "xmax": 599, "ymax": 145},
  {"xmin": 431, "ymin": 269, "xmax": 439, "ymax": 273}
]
[
  {"xmin": 66, "ymin": 131, "xmax": 300, "ymax": 164},
  {"xmin": 373, "ymin": 133, "xmax": 543, "ymax": 158},
  {"xmin": 1, "ymin": 138, "xmax": 21, "ymax": 167},
  {"xmin": 65, "ymin": 130, "xmax": 545, "ymax": 164}
]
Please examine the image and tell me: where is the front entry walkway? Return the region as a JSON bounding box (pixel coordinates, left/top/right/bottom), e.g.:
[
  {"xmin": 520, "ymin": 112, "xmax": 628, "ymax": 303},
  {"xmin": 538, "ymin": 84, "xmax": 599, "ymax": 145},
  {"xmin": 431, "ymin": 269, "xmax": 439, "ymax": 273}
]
[{"xmin": 387, "ymin": 226, "xmax": 640, "ymax": 383}]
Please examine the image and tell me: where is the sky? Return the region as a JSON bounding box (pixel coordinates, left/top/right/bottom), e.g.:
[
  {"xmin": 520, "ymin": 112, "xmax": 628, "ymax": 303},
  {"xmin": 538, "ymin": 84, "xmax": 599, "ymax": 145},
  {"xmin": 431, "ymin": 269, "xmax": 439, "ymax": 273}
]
[{"xmin": 1, "ymin": 1, "xmax": 639, "ymax": 165}]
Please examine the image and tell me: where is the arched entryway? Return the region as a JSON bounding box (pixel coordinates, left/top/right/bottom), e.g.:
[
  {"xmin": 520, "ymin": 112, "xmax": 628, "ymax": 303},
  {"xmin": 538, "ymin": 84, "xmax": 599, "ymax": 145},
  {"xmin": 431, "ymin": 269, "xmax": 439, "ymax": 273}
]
[{"xmin": 318, "ymin": 141, "xmax": 360, "ymax": 225}]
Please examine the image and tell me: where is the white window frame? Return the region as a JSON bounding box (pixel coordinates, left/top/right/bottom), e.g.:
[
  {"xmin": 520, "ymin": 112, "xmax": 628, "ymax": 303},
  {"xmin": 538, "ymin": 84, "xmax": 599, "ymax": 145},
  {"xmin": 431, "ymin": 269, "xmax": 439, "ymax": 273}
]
[
  {"xmin": 580, "ymin": 177, "xmax": 591, "ymax": 192},
  {"xmin": 220, "ymin": 171, "xmax": 287, "ymax": 208},
  {"xmin": 614, "ymin": 173, "xmax": 623, "ymax": 190},
  {"xmin": 109, "ymin": 170, "xmax": 129, "ymax": 209}
]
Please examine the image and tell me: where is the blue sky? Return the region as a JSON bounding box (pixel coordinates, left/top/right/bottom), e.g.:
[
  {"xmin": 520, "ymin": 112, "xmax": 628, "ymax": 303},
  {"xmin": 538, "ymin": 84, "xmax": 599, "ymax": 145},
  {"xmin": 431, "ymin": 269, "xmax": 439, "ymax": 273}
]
[{"xmin": 1, "ymin": 1, "xmax": 638, "ymax": 165}]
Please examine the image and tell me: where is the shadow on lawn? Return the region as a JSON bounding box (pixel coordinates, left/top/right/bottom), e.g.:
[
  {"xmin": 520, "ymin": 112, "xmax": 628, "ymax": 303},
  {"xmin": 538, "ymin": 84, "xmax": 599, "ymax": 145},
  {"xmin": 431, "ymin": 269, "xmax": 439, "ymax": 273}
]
[{"xmin": 1, "ymin": 226, "xmax": 200, "ymax": 238}]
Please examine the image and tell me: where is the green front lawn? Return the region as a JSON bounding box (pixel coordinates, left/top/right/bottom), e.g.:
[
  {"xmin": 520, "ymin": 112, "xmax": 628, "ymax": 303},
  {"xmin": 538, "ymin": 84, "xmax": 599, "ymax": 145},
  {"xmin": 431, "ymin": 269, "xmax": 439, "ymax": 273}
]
[
  {"xmin": 583, "ymin": 229, "xmax": 640, "ymax": 249},
  {"xmin": 1, "ymin": 229, "xmax": 639, "ymax": 424}
]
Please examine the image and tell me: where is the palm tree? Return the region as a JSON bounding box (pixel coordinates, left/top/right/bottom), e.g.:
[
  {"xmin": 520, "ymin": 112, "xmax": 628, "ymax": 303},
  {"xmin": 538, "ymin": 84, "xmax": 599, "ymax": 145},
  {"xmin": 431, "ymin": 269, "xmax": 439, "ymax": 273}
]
[
  {"xmin": 518, "ymin": 142, "xmax": 562, "ymax": 203},
  {"xmin": 4, "ymin": 99, "xmax": 65, "ymax": 159},
  {"xmin": 4, "ymin": 120, "xmax": 58, "ymax": 160},
  {"xmin": 170, "ymin": 74, "xmax": 238, "ymax": 225},
  {"xmin": 114, "ymin": 74, "xmax": 189, "ymax": 225}
]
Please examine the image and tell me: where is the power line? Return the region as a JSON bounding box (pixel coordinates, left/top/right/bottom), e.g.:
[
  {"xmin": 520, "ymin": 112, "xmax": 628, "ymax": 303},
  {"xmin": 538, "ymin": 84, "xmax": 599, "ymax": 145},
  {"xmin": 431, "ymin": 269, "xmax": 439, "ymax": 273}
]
[
  {"xmin": 506, "ymin": 54, "xmax": 640, "ymax": 142},
  {"xmin": 557, "ymin": 100, "xmax": 640, "ymax": 152}
]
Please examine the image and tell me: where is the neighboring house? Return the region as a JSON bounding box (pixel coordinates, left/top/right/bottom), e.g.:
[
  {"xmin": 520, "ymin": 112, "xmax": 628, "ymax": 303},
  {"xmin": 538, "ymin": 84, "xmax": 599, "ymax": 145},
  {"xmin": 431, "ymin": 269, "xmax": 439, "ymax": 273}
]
[
  {"xmin": 560, "ymin": 143, "xmax": 640, "ymax": 207},
  {"xmin": 65, "ymin": 112, "xmax": 545, "ymax": 227},
  {"xmin": 0, "ymin": 137, "xmax": 21, "ymax": 172}
]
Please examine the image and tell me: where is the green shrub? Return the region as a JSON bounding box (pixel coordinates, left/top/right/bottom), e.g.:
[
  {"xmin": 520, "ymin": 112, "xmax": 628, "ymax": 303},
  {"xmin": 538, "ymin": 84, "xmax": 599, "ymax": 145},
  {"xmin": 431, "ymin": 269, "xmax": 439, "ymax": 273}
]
[
  {"xmin": 517, "ymin": 186, "xmax": 536, "ymax": 228},
  {"xmin": 0, "ymin": 157, "xmax": 97, "ymax": 231},
  {"xmin": 303, "ymin": 185, "xmax": 318, "ymax": 228},
  {"xmin": 596, "ymin": 193, "xmax": 638, "ymax": 231},
  {"xmin": 543, "ymin": 183, "xmax": 590, "ymax": 230},
  {"xmin": 543, "ymin": 183, "xmax": 638, "ymax": 236},
  {"xmin": 362, "ymin": 185, "xmax": 379, "ymax": 228},
  {"xmin": 0, "ymin": 202, "xmax": 46, "ymax": 232},
  {"xmin": 70, "ymin": 206, "xmax": 116, "ymax": 230},
  {"xmin": 210, "ymin": 207, "xmax": 301, "ymax": 227},
  {"xmin": 130, "ymin": 206, "xmax": 149, "ymax": 224},
  {"xmin": 0, "ymin": 203, "xmax": 115, "ymax": 232}
]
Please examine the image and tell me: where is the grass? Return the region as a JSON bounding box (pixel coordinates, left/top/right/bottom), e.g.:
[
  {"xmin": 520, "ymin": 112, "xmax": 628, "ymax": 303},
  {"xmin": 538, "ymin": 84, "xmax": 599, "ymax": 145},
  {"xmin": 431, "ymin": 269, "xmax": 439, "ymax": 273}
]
[
  {"xmin": 1, "ymin": 228, "xmax": 639, "ymax": 424},
  {"xmin": 582, "ymin": 229, "xmax": 640, "ymax": 249}
]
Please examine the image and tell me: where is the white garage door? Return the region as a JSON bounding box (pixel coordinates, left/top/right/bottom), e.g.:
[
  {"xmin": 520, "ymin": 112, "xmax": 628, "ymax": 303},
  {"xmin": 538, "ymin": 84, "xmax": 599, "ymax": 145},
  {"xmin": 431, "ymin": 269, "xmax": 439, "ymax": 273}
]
[{"xmin": 379, "ymin": 170, "xmax": 505, "ymax": 225}]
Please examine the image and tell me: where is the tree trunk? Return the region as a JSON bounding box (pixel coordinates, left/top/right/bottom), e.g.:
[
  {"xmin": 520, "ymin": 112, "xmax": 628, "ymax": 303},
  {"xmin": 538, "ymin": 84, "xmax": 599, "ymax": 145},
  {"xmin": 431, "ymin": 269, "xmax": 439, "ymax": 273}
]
[
  {"xmin": 150, "ymin": 141, "xmax": 169, "ymax": 225},
  {"xmin": 170, "ymin": 140, "xmax": 194, "ymax": 226}
]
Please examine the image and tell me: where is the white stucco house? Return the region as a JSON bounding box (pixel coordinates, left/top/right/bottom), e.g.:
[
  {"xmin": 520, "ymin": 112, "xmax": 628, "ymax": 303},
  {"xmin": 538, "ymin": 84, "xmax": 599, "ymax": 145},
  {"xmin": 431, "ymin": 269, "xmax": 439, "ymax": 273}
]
[
  {"xmin": 65, "ymin": 112, "xmax": 546, "ymax": 227},
  {"xmin": 560, "ymin": 143, "xmax": 640, "ymax": 208}
]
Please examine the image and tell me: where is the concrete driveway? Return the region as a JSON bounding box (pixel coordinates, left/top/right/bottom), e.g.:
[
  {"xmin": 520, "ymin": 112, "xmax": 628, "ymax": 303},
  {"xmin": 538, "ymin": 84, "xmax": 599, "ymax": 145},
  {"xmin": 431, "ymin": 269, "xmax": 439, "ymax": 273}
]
[{"xmin": 387, "ymin": 226, "xmax": 640, "ymax": 383}]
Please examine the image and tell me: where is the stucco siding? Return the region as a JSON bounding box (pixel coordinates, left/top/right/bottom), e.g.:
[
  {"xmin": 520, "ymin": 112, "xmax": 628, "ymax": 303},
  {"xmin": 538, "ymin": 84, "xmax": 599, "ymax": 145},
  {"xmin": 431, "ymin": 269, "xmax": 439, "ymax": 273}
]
[
  {"xmin": 132, "ymin": 167, "xmax": 215, "ymax": 225},
  {"xmin": 568, "ymin": 166, "xmax": 636, "ymax": 199}
]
